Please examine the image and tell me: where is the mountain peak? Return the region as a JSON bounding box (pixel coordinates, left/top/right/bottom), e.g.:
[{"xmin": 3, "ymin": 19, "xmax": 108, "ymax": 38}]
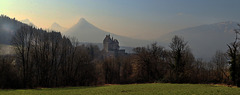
[
  {"xmin": 77, "ymin": 18, "xmax": 89, "ymax": 24},
  {"xmin": 79, "ymin": 18, "xmax": 86, "ymax": 21},
  {"xmin": 51, "ymin": 22, "xmax": 61, "ymax": 27},
  {"xmin": 20, "ymin": 19, "xmax": 35, "ymax": 27},
  {"xmin": 65, "ymin": 17, "xmax": 149, "ymax": 47},
  {"xmin": 49, "ymin": 22, "xmax": 67, "ymax": 32},
  {"xmin": 21, "ymin": 19, "xmax": 30, "ymax": 22},
  {"xmin": 52, "ymin": 22, "xmax": 58, "ymax": 25}
]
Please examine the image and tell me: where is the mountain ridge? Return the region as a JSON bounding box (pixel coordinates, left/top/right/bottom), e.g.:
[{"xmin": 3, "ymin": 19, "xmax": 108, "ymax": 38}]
[
  {"xmin": 20, "ymin": 19, "xmax": 35, "ymax": 27},
  {"xmin": 64, "ymin": 18, "xmax": 151, "ymax": 47},
  {"xmin": 49, "ymin": 22, "xmax": 67, "ymax": 32},
  {"xmin": 157, "ymin": 21, "xmax": 239, "ymax": 60}
]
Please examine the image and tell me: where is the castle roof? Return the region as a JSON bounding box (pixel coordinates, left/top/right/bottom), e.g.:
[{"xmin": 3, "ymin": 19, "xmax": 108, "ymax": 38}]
[{"xmin": 103, "ymin": 35, "xmax": 111, "ymax": 42}]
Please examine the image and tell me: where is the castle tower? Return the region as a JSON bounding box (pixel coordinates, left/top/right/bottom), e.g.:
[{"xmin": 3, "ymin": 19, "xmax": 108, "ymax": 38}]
[
  {"xmin": 103, "ymin": 35, "xmax": 111, "ymax": 52},
  {"xmin": 103, "ymin": 35, "xmax": 119, "ymax": 52},
  {"xmin": 103, "ymin": 35, "xmax": 126, "ymax": 56}
]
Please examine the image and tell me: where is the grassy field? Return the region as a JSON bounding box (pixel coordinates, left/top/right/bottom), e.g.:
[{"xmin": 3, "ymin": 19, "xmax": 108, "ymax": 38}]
[{"xmin": 0, "ymin": 83, "xmax": 240, "ymax": 95}]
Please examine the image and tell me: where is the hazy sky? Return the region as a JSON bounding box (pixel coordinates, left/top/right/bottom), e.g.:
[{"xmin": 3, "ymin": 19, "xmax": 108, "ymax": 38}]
[{"xmin": 1, "ymin": 0, "xmax": 240, "ymax": 40}]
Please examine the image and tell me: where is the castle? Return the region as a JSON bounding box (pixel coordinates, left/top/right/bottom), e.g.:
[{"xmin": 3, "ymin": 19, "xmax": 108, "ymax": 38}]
[{"xmin": 103, "ymin": 35, "xmax": 125, "ymax": 56}]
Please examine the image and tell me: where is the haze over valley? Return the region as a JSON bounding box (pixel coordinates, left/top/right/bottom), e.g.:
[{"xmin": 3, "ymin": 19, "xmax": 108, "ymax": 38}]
[{"xmin": 1, "ymin": 15, "xmax": 238, "ymax": 60}]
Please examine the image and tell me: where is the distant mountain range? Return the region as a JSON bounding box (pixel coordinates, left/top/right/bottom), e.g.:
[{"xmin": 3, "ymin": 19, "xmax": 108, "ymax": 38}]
[
  {"xmin": 17, "ymin": 18, "xmax": 150, "ymax": 47},
  {"xmin": 21, "ymin": 19, "xmax": 67, "ymax": 32},
  {"xmin": 157, "ymin": 21, "xmax": 238, "ymax": 60},
  {"xmin": 49, "ymin": 22, "xmax": 67, "ymax": 32},
  {"xmin": 64, "ymin": 18, "xmax": 151, "ymax": 47},
  {"xmin": 21, "ymin": 19, "xmax": 35, "ymax": 27},
  {"xmin": 1, "ymin": 15, "xmax": 240, "ymax": 60}
]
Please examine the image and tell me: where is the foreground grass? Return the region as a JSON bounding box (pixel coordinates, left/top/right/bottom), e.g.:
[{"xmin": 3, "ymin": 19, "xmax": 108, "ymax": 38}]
[{"xmin": 0, "ymin": 83, "xmax": 240, "ymax": 95}]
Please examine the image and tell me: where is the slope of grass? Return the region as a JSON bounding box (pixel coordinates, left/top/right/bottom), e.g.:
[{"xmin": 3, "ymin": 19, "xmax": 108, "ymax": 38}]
[{"xmin": 0, "ymin": 83, "xmax": 239, "ymax": 95}]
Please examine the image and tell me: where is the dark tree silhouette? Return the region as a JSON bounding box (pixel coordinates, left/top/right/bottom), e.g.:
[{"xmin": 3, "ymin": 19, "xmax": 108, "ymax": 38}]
[
  {"xmin": 227, "ymin": 25, "xmax": 240, "ymax": 86},
  {"xmin": 169, "ymin": 35, "xmax": 193, "ymax": 83}
]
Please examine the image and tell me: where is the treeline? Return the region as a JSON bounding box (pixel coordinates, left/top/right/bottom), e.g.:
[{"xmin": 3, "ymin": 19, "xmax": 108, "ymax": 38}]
[
  {"xmin": 0, "ymin": 15, "xmax": 23, "ymax": 44},
  {"xmin": 0, "ymin": 23, "xmax": 239, "ymax": 89},
  {"xmin": 1, "ymin": 25, "xmax": 102, "ymax": 88}
]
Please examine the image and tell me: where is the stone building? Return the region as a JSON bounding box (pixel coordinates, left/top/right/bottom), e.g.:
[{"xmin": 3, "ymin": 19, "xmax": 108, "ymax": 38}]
[{"xmin": 103, "ymin": 35, "xmax": 125, "ymax": 56}]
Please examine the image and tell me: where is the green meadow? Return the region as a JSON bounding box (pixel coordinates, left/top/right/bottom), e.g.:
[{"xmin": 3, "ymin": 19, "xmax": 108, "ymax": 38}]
[{"xmin": 0, "ymin": 83, "xmax": 239, "ymax": 95}]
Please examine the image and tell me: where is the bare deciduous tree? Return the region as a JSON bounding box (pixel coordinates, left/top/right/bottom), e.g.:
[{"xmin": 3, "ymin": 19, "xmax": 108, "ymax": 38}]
[{"xmin": 169, "ymin": 35, "xmax": 193, "ymax": 83}]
